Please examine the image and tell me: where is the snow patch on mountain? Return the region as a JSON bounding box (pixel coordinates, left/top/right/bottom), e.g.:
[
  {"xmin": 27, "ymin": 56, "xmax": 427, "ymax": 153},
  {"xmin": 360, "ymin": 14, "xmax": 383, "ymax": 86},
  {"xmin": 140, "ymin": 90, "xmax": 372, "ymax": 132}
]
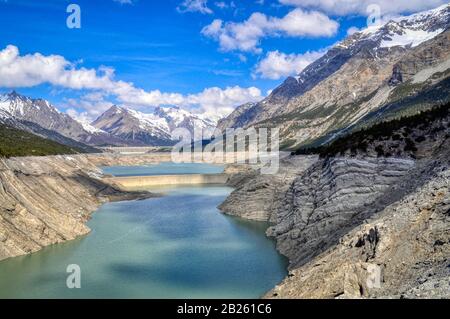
[
  {"xmin": 380, "ymin": 28, "xmax": 445, "ymax": 48},
  {"xmin": 77, "ymin": 119, "xmax": 105, "ymax": 134},
  {"xmin": 0, "ymin": 92, "xmax": 29, "ymax": 116},
  {"xmin": 127, "ymin": 108, "xmax": 171, "ymax": 133}
]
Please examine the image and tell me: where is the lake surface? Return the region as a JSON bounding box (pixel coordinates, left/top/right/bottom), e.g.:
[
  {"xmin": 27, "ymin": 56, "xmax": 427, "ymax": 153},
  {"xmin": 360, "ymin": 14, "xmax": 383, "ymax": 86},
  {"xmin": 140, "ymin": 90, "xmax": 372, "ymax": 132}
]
[
  {"xmin": 101, "ymin": 162, "xmax": 224, "ymax": 177},
  {"xmin": 0, "ymin": 163, "xmax": 287, "ymax": 299}
]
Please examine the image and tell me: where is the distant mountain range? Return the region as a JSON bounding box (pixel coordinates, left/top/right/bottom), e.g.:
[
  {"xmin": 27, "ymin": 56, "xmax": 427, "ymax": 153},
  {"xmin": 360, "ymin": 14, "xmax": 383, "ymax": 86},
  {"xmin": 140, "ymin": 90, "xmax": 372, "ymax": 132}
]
[
  {"xmin": 0, "ymin": 91, "xmax": 217, "ymax": 148},
  {"xmin": 218, "ymin": 4, "xmax": 450, "ymax": 150},
  {"xmin": 92, "ymin": 105, "xmax": 216, "ymax": 146}
]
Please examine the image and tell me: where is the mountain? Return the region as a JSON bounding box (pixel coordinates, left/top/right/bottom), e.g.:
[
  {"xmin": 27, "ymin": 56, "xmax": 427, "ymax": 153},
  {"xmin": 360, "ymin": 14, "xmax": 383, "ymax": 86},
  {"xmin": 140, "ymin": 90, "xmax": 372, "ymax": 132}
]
[
  {"xmin": 0, "ymin": 91, "xmax": 87, "ymax": 141},
  {"xmin": 92, "ymin": 105, "xmax": 217, "ymax": 146},
  {"xmin": 154, "ymin": 106, "xmax": 216, "ymax": 136},
  {"xmin": 0, "ymin": 92, "xmax": 133, "ymax": 147},
  {"xmin": 0, "ymin": 91, "xmax": 218, "ymax": 147},
  {"xmin": 219, "ymin": 4, "xmax": 450, "ymax": 150}
]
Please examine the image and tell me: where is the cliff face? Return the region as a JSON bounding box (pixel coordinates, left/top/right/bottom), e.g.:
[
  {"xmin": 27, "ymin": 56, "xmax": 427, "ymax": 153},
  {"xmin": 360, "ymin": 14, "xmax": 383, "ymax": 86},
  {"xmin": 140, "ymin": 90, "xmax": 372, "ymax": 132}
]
[
  {"xmin": 268, "ymin": 157, "xmax": 416, "ymax": 268},
  {"xmin": 219, "ymin": 156, "xmax": 317, "ymax": 222},
  {"xmin": 267, "ymin": 151, "xmax": 449, "ymax": 298},
  {"xmin": 0, "ymin": 155, "xmax": 155, "ymax": 261}
]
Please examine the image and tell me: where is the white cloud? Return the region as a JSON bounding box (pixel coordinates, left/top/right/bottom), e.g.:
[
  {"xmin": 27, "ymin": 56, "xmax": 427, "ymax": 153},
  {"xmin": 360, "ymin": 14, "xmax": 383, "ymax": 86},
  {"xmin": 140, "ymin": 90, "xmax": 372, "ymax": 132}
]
[
  {"xmin": 178, "ymin": 0, "xmax": 213, "ymax": 14},
  {"xmin": 254, "ymin": 50, "xmax": 325, "ymax": 80},
  {"xmin": 201, "ymin": 9, "xmax": 339, "ymax": 53},
  {"xmin": 347, "ymin": 26, "xmax": 361, "ymax": 36},
  {"xmin": 0, "ymin": 45, "xmax": 261, "ymax": 119},
  {"xmin": 186, "ymin": 86, "xmax": 262, "ymax": 118},
  {"xmin": 0, "ymin": 45, "xmax": 116, "ymax": 89},
  {"xmin": 279, "ymin": 0, "xmax": 448, "ymax": 16}
]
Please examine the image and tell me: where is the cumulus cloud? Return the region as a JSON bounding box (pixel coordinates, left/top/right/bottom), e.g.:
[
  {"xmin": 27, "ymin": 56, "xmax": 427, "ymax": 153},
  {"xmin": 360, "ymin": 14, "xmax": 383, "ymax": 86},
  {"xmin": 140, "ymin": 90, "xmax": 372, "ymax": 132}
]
[
  {"xmin": 254, "ymin": 50, "xmax": 325, "ymax": 80},
  {"xmin": 178, "ymin": 0, "xmax": 213, "ymax": 14},
  {"xmin": 0, "ymin": 45, "xmax": 116, "ymax": 89},
  {"xmin": 0, "ymin": 45, "xmax": 262, "ymax": 119},
  {"xmin": 278, "ymin": 0, "xmax": 448, "ymax": 16},
  {"xmin": 347, "ymin": 26, "xmax": 361, "ymax": 36},
  {"xmin": 201, "ymin": 9, "xmax": 339, "ymax": 53},
  {"xmin": 186, "ymin": 86, "xmax": 262, "ymax": 118}
]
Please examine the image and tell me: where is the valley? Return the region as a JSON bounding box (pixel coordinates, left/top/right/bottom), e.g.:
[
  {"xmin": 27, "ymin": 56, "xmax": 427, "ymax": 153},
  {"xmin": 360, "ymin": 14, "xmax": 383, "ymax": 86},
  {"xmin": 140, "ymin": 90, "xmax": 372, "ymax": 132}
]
[{"xmin": 0, "ymin": 2, "xmax": 449, "ymax": 300}]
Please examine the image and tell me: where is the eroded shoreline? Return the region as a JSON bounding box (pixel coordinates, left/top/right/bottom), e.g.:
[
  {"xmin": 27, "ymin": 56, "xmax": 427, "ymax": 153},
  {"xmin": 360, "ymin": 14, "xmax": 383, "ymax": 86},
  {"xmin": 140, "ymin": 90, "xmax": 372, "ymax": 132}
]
[
  {"xmin": 0, "ymin": 153, "xmax": 175, "ymax": 261},
  {"xmin": 220, "ymin": 153, "xmax": 449, "ymax": 299}
]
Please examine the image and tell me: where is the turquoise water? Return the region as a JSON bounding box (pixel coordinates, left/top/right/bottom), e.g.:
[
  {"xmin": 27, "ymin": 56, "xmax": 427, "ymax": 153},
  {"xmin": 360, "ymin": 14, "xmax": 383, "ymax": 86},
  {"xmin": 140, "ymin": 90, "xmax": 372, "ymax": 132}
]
[
  {"xmin": 101, "ymin": 162, "xmax": 224, "ymax": 177},
  {"xmin": 0, "ymin": 164, "xmax": 287, "ymax": 299}
]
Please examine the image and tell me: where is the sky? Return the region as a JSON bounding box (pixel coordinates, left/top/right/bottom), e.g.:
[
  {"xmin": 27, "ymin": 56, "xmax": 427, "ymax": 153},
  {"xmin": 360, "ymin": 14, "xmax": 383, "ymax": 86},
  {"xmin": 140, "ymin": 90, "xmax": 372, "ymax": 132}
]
[{"xmin": 0, "ymin": 0, "xmax": 447, "ymax": 122}]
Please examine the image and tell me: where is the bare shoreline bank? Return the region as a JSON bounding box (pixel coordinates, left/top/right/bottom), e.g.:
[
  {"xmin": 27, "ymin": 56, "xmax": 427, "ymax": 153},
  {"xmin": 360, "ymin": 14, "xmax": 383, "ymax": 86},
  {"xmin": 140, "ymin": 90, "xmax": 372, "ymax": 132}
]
[
  {"xmin": 0, "ymin": 153, "xmax": 176, "ymax": 262},
  {"xmin": 220, "ymin": 153, "xmax": 449, "ymax": 299}
]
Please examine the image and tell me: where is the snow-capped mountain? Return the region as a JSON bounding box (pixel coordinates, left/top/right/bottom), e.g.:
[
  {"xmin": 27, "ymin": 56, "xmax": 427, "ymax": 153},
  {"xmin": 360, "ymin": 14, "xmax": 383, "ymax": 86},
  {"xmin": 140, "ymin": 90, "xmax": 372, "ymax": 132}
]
[
  {"xmin": 0, "ymin": 91, "xmax": 89, "ymax": 140},
  {"xmin": 154, "ymin": 106, "xmax": 216, "ymax": 135},
  {"xmin": 92, "ymin": 105, "xmax": 217, "ymax": 146},
  {"xmin": 219, "ymin": 4, "xmax": 450, "ymax": 149},
  {"xmin": 358, "ymin": 3, "xmax": 449, "ymax": 49},
  {"xmin": 0, "ymin": 91, "xmax": 219, "ymax": 148},
  {"xmin": 0, "ymin": 91, "xmax": 134, "ymax": 147}
]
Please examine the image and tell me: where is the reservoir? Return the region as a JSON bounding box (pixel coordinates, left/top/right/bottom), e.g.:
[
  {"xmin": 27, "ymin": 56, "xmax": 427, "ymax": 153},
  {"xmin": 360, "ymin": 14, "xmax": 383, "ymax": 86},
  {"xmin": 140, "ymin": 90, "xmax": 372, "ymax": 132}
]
[{"xmin": 0, "ymin": 163, "xmax": 287, "ymax": 298}]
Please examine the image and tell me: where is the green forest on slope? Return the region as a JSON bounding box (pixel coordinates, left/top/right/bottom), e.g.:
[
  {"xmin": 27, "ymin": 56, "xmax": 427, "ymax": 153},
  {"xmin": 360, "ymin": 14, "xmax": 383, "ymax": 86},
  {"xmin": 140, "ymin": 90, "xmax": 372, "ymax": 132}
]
[
  {"xmin": 0, "ymin": 123, "xmax": 82, "ymax": 157},
  {"xmin": 293, "ymin": 102, "xmax": 450, "ymax": 158}
]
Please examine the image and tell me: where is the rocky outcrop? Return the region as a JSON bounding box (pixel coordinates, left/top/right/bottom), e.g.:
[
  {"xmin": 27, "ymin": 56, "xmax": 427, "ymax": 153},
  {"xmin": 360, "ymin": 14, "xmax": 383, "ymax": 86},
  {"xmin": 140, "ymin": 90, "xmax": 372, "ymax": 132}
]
[
  {"xmin": 220, "ymin": 153, "xmax": 449, "ymax": 298},
  {"xmin": 0, "ymin": 155, "xmax": 156, "ymax": 261},
  {"xmin": 219, "ymin": 156, "xmax": 317, "ymax": 222},
  {"xmin": 267, "ymin": 153, "xmax": 449, "ymax": 298},
  {"xmin": 268, "ymin": 157, "xmax": 416, "ymax": 268},
  {"xmin": 219, "ymin": 132, "xmax": 449, "ymax": 298}
]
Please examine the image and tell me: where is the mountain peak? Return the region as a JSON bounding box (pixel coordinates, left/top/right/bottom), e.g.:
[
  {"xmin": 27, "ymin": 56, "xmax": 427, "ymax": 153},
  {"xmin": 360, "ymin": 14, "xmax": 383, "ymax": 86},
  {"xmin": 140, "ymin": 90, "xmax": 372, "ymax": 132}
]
[
  {"xmin": 110, "ymin": 105, "xmax": 126, "ymax": 112},
  {"xmin": 4, "ymin": 90, "xmax": 28, "ymax": 102},
  {"xmin": 346, "ymin": 3, "xmax": 449, "ymax": 50}
]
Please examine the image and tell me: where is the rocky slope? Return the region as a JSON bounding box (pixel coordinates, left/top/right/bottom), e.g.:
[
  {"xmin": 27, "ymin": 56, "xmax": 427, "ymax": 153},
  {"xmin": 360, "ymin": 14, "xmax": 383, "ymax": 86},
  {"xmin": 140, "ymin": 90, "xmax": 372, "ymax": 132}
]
[
  {"xmin": 220, "ymin": 104, "xmax": 450, "ymax": 298},
  {"xmin": 268, "ymin": 157, "xmax": 416, "ymax": 266},
  {"xmin": 222, "ymin": 153, "xmax": 449, "ymax": 298},
  {"xmin": 296, "ymin": 102, "xmax": 450, "ymax": 159},
  {"xmin": 0, "ymin": 155, "xmax": 157, "ymax": 261},
  {"xmin": 267, "ymin": 148, "xmax": 449, "ymax": 298},
  {"xmin": 219, "ymin": 156, "xmax": 317, "ymax": 222},
  {"xmin": 219, "ymin": 4, "xmax": 450, "ymax": 149}
]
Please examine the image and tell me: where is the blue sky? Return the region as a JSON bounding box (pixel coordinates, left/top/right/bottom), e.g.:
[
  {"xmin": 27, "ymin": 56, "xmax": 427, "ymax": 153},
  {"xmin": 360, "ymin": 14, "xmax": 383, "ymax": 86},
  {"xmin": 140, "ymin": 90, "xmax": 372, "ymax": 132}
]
[{"xmin": 0, "ymin": 0, "xmax": 446, "ymax": 121}]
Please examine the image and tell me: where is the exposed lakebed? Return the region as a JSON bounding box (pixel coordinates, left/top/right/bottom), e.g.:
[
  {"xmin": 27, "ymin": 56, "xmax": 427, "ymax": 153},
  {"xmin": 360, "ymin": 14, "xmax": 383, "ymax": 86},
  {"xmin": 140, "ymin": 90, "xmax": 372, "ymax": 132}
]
[{"xmin": 0, "ymin": 163, "xmax": 287, "ymax": 298}]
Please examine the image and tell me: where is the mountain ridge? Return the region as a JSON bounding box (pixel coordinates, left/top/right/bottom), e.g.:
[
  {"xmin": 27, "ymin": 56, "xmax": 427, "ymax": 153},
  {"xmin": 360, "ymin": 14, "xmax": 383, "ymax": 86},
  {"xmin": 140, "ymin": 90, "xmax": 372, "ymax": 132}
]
[
  {"xmin": 92, "ymin": 104, "xmax": 217, "ymax": 146},
  {"xmin": 0, "ymin": 91, "xmax": 219, "ymax": 147},
  {"xmin": 218, "ymin": 4, "xmax": 450, "ymax": 150}
]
